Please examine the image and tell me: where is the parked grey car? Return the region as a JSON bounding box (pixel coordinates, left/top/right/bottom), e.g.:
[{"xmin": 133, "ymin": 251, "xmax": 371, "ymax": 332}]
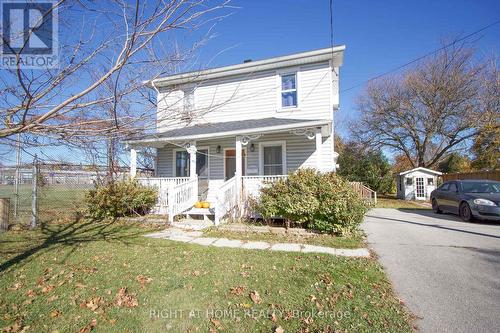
[{"xmin": 430, "ymin": 180, "xmax": 500, "ymax": 222}]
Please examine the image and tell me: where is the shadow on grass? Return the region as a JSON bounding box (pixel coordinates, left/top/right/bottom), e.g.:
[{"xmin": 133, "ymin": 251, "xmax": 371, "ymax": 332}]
[{"xmin": 0, "ymin": 218, "xmax": 150, "ymax": 273}]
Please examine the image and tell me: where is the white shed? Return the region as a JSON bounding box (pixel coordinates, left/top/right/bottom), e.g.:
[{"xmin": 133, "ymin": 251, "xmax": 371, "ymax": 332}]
[{"xmin": 396, "ymin": 167, "xmax": 442, "ymax": 201}]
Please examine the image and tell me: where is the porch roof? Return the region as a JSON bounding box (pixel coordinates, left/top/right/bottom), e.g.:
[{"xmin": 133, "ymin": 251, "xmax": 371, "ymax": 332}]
[{"xmin": 126, "ymin": 117, "xmax": 331, "ymax": 145}]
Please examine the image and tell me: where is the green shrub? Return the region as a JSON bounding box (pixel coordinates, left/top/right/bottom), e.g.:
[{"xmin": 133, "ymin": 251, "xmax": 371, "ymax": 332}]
[
  {"xmin": 84, "ymin": 179, "xmax": 157, "ymax": 219},
  {"xmin": 256, "ymin": 169, "xmax": 368, "ymax": 235}
]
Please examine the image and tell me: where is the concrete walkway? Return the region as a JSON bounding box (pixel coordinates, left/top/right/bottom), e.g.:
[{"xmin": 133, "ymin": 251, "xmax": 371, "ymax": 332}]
[{"xmin": 145, "ymin": 228, "xmax": 370, "ymax": 257}]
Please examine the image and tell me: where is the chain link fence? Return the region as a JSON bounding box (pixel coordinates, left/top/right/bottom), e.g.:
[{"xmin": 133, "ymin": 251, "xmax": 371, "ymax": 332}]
[{"xmin": 0, "ymin": 147, "xmax": 153, "ymax": 230}]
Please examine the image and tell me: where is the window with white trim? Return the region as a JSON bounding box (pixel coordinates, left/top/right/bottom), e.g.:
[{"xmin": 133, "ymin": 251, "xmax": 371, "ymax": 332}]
[
  {"xmin": 181, "ymin": 87, "xmax": 194, "ymax": 122},
  {"xmin": 262, "ymin": 145, "xmax": 285, "ymax": 176},
  {"xmin": 175, "ymin": 151, "xmax": 190, "ymax": 177},
  {"xmin": 174, "ymin": 149, "xmax": 209, "ymax": 177},
  {"xmin": 280, "ymin": 73, "xmax": 297, "ymax": 108}
]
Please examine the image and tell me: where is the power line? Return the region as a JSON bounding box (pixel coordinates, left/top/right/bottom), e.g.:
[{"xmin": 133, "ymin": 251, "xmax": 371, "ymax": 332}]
[
  {"xmin": 329, "ymin": 0, "xmax": 334, "ymax": 49},
  {"xmin": 341, "ymin": 19, "xmax": 500, "ymax": 93}
]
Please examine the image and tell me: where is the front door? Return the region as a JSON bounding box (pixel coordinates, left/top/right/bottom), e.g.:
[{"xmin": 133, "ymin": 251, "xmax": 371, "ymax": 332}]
[
  {"xmin": 224, "ymin": 149, "xmax": 246, "ymax": 180},
  {"xmin": 415, "ymin": 177, "xmax": 426, "ymax": 200}
]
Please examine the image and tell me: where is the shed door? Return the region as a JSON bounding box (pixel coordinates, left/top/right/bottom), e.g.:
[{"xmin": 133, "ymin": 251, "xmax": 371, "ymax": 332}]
[{"xmin": 415, "ymin": 177, "xmax": 426, "ymax": 200}]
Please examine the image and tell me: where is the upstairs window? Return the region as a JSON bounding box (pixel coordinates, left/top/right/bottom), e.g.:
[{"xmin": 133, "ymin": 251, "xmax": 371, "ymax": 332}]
[
  {"xmin": 184, "ymin": 89, "xmax": 194, "ymax": 112},
  {"xmin": 181, "ymin": 88, "xmax": 194, "ymax": 122},
  {"xmin": 281, "ymin": 74, "xmax": 297, "ymax": 108}
]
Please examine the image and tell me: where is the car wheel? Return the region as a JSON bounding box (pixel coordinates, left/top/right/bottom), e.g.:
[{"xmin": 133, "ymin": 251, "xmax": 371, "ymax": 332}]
[
  {"xmin": 459, "ymin": 202, "xmax": 473, "ymax": 222},
  {"xmin": 432, "ymin": 199, "xmax": 442, "ymax": 214}
]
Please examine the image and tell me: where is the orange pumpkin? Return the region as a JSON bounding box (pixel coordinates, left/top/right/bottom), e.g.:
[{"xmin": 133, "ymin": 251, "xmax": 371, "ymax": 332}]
[
  {"xmin": 202, "ymin": 202, "xmax": 210, "ymax": 208},
  {"xmin": 194, "ymin": 201, "xmax": 203, "ymax": 208}
]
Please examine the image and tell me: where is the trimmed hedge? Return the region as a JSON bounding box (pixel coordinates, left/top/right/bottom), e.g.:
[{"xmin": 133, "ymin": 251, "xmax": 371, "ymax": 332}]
[
  {"xmin": 84, "ymin": 180, "xmax": 158, "ymax": 219},
  {"xmin": 256, "ymin": 169, "xmax": 368, "ymax": 235}
]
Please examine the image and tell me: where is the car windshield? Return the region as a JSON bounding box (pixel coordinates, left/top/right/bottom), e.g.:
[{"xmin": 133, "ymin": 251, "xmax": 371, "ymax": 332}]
[{"xmin": 461, "ymin": 182, "xmax": 500, "ymax": 193}]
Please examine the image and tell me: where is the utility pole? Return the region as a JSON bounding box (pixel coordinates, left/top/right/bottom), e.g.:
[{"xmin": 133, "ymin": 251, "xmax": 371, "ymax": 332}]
[
  {"xmin": 14, "ymin": 133, "xmax": 21, "ymax": 218},
  {"xmin": 31, "ymin": 155, "xmax": 38, "ymax": 229}
]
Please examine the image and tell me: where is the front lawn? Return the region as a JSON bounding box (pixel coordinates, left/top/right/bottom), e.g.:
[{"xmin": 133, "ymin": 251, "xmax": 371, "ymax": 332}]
[
  {"xmin": 0, "ymin": 220, "xmax": 414, "ymax": 332},
  {"xmin": 376, "ymin": 195, "xmax": 431, "ymax": 210},
  {"xmin": 204, "ymin": 227, "xmax": 364, "ymax": 249}
]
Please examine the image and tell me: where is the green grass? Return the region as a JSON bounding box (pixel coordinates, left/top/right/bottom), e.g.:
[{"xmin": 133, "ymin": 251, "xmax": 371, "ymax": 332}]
[
  {"xmin": 0, "ymin": 219, "xmax": 414, "ymax": 332},
  {"xmin": 204, "ymin": 227, "xmax": 364, "ymax": 249},
  {"xmin": 376, "ymin": 194, "xmax": 431, "ymax": 210}
]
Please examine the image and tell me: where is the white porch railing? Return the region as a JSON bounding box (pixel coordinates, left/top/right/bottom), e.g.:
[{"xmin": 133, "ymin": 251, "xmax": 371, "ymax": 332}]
[
  {"xmin": 167, "ymin": 176, "xmax": 198, "ymax": 222},
  {"xmin": 214, "ymin": 176, "xmax": 238, "ymax": 225},
  {"xmin": 349, "ymin": 181, "xmax": 377, "ymax": 205},
  {"xmin": 242, "ymin": 175, "xmax": 288, "ymax": 199},
  {"xmin": 137, "ymin": 177, "xmax": 190, "ymax": 214}
]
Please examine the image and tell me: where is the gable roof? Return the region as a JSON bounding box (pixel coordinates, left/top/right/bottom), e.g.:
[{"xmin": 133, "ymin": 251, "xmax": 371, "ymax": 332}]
[
  {"xmin": 149, "ymin": 46, "xmax": 345, "ymax": 88},
  {"xmin": 398, "ymin": 167, "xmax": 443, "ymax": 176},
  {"xmin": 126, "ymin": 117, "xmax": 330, "ymax": 145}
]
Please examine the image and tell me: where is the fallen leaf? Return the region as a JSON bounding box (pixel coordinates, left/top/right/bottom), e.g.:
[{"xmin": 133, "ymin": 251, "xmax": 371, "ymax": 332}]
[
  {"xmin": 115, "ymin": 287, "xmax": 138, "ymax": 308},
  {"xmin": 2, "ymin": 320, "xmax": 24, "ymax": 333},
  {"xmin": 136, "ymin": 275, "xmax": 152, "ymax": 289},
  {"xmin": 41, "ymin": 285, "xmax": 55, "ymax": 293},
  {"xmin": 47, "ymin": 295, "xmax": 59, "ymax": 303},
  {"xmin": 50, "ymin": 310, "xmax": 61, "ymax": 318},
  {"xmin": 230, "ymin": 286, "xmax": 245, "ymax": 296},
  {"xmin": 26, "ymin": 289, "xmax": 36, "ymax": 298},
  {"xmin": 84, "ymin": 297, "xmax": 102, "ymax": 312},
  {"xmin": 274, "ymin": 326, "xmax": 285, "ymax": 333},
  {"xmin": 78, "ymin": 318, "xmax": 97, "ymax": 333},
  {"xmin": 8, "ymin": 282, "xmax": 23, "ymax": 291},
  {"xmin": 249, "ymin": 291, "xmax": 261, "ymax": 304},
  {"xmin": 210, "ymin": 318, "xmax": 222, "ymax": 328},
  {"xmin": 270, "ymin": 312, "xmax": 278, "ymax": 322}
]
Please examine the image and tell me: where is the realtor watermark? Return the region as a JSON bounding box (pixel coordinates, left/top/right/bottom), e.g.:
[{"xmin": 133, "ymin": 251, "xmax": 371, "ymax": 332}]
[
  {"xmin": 1, "ymin": 0, "xmax": 58, "ymax": 69},
  {"xmin": 150, "ymin": 307, "xmax": 351, "ymax": 320}
]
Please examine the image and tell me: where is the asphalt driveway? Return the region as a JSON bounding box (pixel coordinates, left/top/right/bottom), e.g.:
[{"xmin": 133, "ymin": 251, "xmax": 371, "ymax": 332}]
[{"xmin": 363, "ymin": 208, "xmax": 500, "ymax": 333}]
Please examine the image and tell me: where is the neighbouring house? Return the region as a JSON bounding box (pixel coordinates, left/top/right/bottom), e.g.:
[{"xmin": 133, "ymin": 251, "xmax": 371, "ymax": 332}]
[
  {"xmin": 126, "ymin": 46, "xmax": 345, "ymax": 223},
  {"xmin": 396, "ymin": 167, "xmax": 442, "ymax": 201}
]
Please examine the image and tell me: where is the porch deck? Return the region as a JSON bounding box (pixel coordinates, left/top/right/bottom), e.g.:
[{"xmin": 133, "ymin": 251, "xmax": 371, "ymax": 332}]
[
  {"xmin": 137, "ymin": 175, "xmax": 287, "ymax": 224},
  {"xmin": 137, "ymin": 175, "xmax": 377, "ymax": 225}
]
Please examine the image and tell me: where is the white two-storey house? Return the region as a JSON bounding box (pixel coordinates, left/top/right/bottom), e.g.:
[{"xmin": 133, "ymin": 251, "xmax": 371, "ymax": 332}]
[{"xmin": 127, "ymin": 46, "xmax": 345, "ymax": 224}]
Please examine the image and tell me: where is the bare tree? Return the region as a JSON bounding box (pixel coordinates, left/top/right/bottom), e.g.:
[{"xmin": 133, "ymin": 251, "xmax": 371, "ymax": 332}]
[
  {"xmin": 354, "ymin": 44, "xmax": 498, "ymax": 168},
  {"xmin": 0, "ymin": 0, "xmax": 231, "ymax": 142}
]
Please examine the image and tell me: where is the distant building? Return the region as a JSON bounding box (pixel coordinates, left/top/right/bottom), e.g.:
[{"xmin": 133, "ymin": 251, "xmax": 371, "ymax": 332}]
[
  {"xmin": 0, "ymin": 163, "xmax": 152, "ymax": 185},
  {"xmin": 396, "ymin": 167, "xmax": 442, "ymax": 201}
]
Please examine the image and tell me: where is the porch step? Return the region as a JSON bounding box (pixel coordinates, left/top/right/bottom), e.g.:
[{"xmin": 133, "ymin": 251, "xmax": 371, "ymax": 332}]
[{"xmin": 182, "ymin": 207, "xmax": 215, "ymax": 222}]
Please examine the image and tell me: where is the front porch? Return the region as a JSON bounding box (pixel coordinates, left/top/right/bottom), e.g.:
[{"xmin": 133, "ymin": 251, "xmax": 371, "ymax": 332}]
[
  {"xmin": 126, "ymin": 117, "xmax": 336, "ymax": 224},
  {"xmin": 135, "ymin": 175, "xmax": 287, "ymax": 224}
]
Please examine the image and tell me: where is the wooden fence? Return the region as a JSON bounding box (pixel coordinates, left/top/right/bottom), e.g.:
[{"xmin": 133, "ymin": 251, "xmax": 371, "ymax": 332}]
[{"xmin": 442, "ymin": 170, "xmax": 500, "ymax": 182}]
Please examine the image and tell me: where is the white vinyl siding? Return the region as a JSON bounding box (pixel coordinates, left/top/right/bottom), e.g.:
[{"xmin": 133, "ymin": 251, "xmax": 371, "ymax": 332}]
[{"xmin": 155, "ymin": 62, "xmax": 335, "ymax": 132}]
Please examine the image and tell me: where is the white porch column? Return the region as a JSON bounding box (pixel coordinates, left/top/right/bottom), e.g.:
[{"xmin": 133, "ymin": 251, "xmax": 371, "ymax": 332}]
[
  {"xmin": 130, "ymin": 148, "xmax": 137, "ymax": 178},
  {"xmin": 188, "ymin": 141, "xmax": 197, "ymax": 179},
  {"xmin": 235, "ymin": 136, "xmax": 242, "ymax": 201},
  {"xmin": 315, "ymin": 128, "xmax": 322, "ymax": 172}
]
